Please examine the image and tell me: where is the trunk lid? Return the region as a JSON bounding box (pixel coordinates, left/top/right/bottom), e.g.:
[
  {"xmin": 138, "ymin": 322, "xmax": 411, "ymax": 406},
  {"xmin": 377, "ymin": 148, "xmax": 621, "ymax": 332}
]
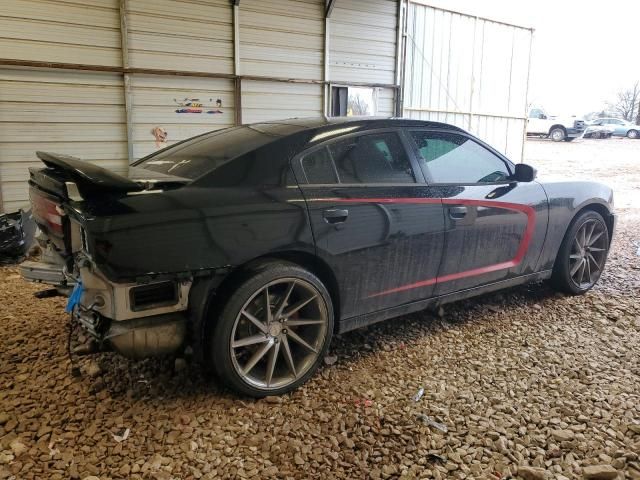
[{"xmin": 28, "ymin": 151, "xmax": 187, "ymax": 254}]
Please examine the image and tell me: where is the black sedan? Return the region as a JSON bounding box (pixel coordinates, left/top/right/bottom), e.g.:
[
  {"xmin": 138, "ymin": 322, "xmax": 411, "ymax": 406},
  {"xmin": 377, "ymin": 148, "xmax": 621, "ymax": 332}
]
[{"xmin": 25, "ymin": 118, "xmax": 615, "ymax": 396}]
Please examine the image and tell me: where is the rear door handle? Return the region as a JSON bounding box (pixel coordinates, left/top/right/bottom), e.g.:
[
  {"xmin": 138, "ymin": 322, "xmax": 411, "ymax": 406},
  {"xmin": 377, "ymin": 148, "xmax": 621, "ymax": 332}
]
[
  {"xmin": 323, "ymin": 208, "xmax": 349, "ymax": 224},
  {"xmin": 448, "ymin": 206, "xmax": 468, "ymax": 219}
]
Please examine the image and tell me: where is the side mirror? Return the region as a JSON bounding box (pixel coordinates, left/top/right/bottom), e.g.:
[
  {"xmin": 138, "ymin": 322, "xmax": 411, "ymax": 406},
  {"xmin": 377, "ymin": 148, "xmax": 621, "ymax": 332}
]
[
  {"xmin": 513, "ymin": 163, "xmax": 537, "ymax": 182},
  {"xmin": 538, "ymin": 113, "xmax": 547, "ymax": 119}
]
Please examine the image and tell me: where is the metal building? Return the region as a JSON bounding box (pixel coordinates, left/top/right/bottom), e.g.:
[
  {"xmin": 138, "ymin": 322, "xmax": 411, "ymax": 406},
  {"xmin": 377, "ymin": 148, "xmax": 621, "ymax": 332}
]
[
  {"xmin": 402, "ymin": 1, "xmax": 534, "ymax": 161},
  {"xmin": 0, "ymin": 0, "xmax": 532, "ymax": 213}
]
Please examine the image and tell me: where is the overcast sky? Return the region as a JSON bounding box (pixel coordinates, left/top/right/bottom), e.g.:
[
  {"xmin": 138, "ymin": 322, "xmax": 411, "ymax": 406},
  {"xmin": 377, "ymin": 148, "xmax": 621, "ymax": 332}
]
[{"xmin": 422, "ymin": 0, "xmax": 640, "ymax": 116}]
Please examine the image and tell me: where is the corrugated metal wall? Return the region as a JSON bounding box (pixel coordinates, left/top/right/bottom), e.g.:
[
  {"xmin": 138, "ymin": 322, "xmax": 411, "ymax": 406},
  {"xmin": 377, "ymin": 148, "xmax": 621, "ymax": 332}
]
[
  {"xmin": 2, "ymin": 0, "xmax": 122, "ymax": 66},
  {"xmin": 403, "ymin": 1, "xmax": 532, "ymax": 161},
  {"xmin": 329, "ymin": 0, "xmax": 397, "ymax": 85},
  {"xmin": 239, "ymin": 0, "xmax": 325, "ymax": 122},
  {"xmin": 328, "ymin": 0, "xmax": 398, "ymax": 115},
  {"xmin": 130, "ymin": 76, "xmax": 235, "ymax": 159},
  {"xmin": 127, "ymin": 0, "xmax": 234, "ymax": 73},
  {"xmin": 240, "ymin": 0, "xmax": 324, "ymax": 80},
  {"xmin": 0, "ymin": 68, "xmax": 128, "ymax": 212}
]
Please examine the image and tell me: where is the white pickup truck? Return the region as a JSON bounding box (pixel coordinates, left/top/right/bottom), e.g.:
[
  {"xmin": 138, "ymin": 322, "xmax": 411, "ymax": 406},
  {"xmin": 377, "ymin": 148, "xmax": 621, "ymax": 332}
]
[{"xmin": 526, "ymin": 107, "xmax": 586, "ymax": 142}]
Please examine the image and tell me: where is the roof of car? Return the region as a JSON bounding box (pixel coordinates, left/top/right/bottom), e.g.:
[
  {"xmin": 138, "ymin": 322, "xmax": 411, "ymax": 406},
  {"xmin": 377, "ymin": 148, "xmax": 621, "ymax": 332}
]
[{"xmin": 254, "ymin": 116, "xmax": 466, "ymax": 137}]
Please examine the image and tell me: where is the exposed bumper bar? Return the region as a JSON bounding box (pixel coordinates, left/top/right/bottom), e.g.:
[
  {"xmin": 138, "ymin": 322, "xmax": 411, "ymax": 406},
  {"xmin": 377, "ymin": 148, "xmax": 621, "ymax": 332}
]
[{"xmin": 75, "ymin": 308, "xmax": 186, "ymax": 359}]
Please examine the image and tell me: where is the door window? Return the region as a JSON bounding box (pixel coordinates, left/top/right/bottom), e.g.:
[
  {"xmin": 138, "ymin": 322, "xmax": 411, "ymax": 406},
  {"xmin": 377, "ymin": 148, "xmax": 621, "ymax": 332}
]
[
  {"xmin": 301, "ymin": 147, "xmax": 338, "ymax": 184},
  {"xmin": 410, "ymin": 131, "xmax": 511, "ymax": 184},
  {"xmin": 301, "ymin": 132, "xmax": 416, "ymax": 184},
  {"xmin": 529, "ymin": 108, "xmax": 544, "ymax": 119},
  {"xmin": 329, "ymin": 132, "xmax": 415, "ymax": 184}
]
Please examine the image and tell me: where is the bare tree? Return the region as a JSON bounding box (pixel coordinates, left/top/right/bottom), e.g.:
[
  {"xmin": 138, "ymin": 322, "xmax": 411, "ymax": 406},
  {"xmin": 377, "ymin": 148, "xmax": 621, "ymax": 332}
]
[
  {"xmin": 348, "ymin": 94, "xmax": 370, "ymax": 116},
  {"xmin": 609, "ymin": 82, "xmax": 640, "ymax": 122}
]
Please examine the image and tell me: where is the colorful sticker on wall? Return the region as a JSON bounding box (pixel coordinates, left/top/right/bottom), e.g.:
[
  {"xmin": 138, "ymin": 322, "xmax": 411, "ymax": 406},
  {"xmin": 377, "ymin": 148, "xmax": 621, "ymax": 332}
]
[{"xmin": 174, "ymin": 98, "xmax": 223, "ymax": 114}]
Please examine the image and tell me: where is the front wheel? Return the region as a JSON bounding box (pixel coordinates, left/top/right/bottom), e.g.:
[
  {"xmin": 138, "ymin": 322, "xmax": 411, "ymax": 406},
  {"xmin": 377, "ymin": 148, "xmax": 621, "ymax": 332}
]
[
  {"xmin": 549, "ymin": 127, "xmax": 566, "ymax": 142},
  {"xmin": 208, "ymin": 261, "xmax": 333, "ymax": 397},
  {"xmin": 551, "ymin": 210, "xmax": 610, "ymax": 295},
  {"xmin": 627, "ymin": 129, "xmax": 639, "ymax": 139}
]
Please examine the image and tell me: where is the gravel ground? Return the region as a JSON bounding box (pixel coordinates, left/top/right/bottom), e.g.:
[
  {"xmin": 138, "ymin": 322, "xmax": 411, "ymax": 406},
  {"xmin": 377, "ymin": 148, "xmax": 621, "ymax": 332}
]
[{"xmin": 1, "ymin": 141, "xmax": 639, "ymax": 480}]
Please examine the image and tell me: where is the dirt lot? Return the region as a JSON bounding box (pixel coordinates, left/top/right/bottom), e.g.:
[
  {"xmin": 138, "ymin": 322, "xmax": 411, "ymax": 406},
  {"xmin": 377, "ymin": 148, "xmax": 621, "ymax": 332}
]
[{"xmin": 1, "ymin": 140, "xmax": 639, "ymax": 480}]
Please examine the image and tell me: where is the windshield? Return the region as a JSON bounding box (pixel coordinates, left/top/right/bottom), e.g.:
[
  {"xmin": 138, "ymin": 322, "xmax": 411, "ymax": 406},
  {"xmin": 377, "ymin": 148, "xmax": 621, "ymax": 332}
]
[{"xmin": 133, "ymin": 123, "xmax": 299, "ymax": 180}]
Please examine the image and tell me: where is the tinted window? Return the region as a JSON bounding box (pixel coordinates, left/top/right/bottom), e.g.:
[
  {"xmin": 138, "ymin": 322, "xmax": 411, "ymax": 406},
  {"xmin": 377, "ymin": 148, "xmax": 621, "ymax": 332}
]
[
  {"xmin": 529, "ymin": 109, "xmax": 544, "ymax": 118},
  {"xmin": 410, "ymin": 131, "xmax": 511, "ymax": 184},
  {"xmin": 328, "ymin": 132, "xmax": 415, "ymax": 184},
  {"xmin": 301, "ymin": 147, "xmax": 338, "ymax": 184},
  {"xmin": 133, "ymin": 123, "xmax": 302, "ymax": 180}
]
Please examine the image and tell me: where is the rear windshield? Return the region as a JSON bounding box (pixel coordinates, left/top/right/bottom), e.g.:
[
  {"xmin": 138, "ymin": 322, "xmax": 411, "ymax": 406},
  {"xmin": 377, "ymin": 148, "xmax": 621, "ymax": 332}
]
[{"xmin": 133, "ymin": 123, "xmax": 298, "ymax": 180}]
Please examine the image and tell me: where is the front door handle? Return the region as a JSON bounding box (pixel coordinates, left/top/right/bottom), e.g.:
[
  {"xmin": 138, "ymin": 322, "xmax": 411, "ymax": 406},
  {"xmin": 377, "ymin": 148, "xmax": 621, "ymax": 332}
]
[
  {"xmin": 323, "ymin": 208, "xmax": 349, "ymax": 224},
  {"xmin": 448, "ymin": 205, "xmax": 477, "ymax": 225},
  {"xmin": 449, "ymin": 206, "xmax": 468, "ymax": 219}
]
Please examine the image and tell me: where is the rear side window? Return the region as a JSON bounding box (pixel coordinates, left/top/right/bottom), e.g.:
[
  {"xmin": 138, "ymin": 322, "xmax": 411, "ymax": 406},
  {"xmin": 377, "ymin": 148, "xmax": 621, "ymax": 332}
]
[
  {"xmin": 300, "ymin": 132, "xmax": 415, "ymax": 184},
  {"xmin": 331, "ymin": 132, "xmax": 414, "ymax": 183},
  {"xmin": 301, "ymin": 148, "xmax": 338, "ymax": 184},
  {"xmin": 410, "ymin": 131, "xmax": 511, "ymax": 184}
]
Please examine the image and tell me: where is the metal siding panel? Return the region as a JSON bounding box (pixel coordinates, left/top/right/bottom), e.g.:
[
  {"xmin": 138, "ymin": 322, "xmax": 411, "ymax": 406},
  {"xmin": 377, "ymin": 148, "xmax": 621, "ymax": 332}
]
[
  {"xmin": 329, "ymin": 0, "xmax": 398, "ymax": 84},
  {"xmin": 403, "ymin": 3, "xmax": 531, "ymax": 161},
  {"xmin": 0, "ymin": 68, "xmax": 128, "ymax": 212},
  {"xmin": 130, "ymin": 75, "xmax": 235, "ymax": 160},
  {"xmin": 377, "ymin": 88, "xmax": 395, "ymax": 116},
  {"xmin": 0, "ymin": 0, "xmax": 122, "ymax": 66},
  {"xmin": 242, "ymin": 80, "xmax": 322, "ymax": 123},
  {"xmin": 127, "ymin": 0, "xmax": 234, "ymax": 74},
  {"xmin": 239, "ymin": 0, "xmax": 324, "ymax": 80}
]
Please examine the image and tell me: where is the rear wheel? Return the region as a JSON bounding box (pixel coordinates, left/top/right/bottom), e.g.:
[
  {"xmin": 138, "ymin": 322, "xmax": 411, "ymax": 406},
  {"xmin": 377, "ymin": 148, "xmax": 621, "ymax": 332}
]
[
  {"xmin": 208, "ymin": 261, "xmax": 333, "ymax": 397},
  {"xmin": 549, "ymin": 127, "xmax": 566, "ymax": 142},
  {"xmin": 551, "ymin": 210, "xmax": 610, "ymax": 295},
  {"xmin": 627, "ymin": 129, "xmax": 639, "ymax": 139}
]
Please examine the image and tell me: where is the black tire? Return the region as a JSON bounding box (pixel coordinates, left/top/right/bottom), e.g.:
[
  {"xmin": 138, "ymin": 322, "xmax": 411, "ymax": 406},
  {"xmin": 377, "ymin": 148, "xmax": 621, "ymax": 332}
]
[
  {"xmin": 208, "ymin": 261, "xmax": 334, "ymax": 397},
  {"xmin": 549, "ymin": 127, "xmax": 566, "ymax": 142},
  {"xmin": 550, "ymin": 210, "xmax": 610, "ymax": 295},
  {"xmin": 627, "ymin": 129, "xmax": 639, "ymax": 139}
]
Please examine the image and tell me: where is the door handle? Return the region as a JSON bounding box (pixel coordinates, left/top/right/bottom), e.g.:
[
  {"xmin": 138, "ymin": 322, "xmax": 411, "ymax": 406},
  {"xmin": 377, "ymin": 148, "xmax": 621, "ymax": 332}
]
[
  {"xmin": 448, "ymin": 206, "xmax": 468, "ymax": 219},
  {"xmin": 323, "ymin": 208, "xmax": 349, "ymax": 224}
]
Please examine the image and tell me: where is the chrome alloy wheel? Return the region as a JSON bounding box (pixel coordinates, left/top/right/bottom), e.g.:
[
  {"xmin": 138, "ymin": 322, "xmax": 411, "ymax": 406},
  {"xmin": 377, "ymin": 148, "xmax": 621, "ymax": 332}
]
[
  {"xmin": 568, "ymin": 219, "xmax": 608, "ymax": 289},
  {"xmin": 229, "ymin": 278, "xmax": 329, "ymax": 390}
]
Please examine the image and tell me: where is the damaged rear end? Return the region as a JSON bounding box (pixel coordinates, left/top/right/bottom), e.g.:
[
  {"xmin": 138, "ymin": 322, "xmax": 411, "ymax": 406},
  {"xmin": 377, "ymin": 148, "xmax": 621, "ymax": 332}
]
[{"xmin": 24, "ymin": 151, "xmax": 192, "ymax": 359}]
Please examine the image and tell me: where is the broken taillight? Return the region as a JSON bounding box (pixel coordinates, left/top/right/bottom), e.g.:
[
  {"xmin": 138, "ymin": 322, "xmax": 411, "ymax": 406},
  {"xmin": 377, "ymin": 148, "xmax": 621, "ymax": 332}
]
[{"xmin": 30, "ymin": 191, "xmax": 64, "ymax": 236}]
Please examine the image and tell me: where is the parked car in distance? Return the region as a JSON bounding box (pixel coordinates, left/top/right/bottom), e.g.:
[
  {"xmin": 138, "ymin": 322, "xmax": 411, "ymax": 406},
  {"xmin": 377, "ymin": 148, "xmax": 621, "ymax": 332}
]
[
  {"xmin": 527, "ymin": 107, "xmax": 586, "ymax": 142},
  {"xmin": 24, "ymin": 117, "xmax": 615, "ymax": 397},
  {"xmin": 587, "ymin": 118, "xmax": 639, "ymax": 138},
  {"xmin": 582, "ymin": 124, "xmax": 615, "ymax": 139}
]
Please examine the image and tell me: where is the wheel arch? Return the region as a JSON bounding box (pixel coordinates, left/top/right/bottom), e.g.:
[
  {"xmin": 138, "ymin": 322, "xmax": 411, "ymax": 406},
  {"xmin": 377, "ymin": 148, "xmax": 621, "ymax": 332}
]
[
  {"xmin": 548, "ymin": 124, "xmax": 567, "ymax": 135},
  {"xmin": 569, "ymin": 202, "xmax": 614, "ymax": 241},
  {"xmin": 188, "ymin": 251, "xmax": 341, "ymax": 360}
]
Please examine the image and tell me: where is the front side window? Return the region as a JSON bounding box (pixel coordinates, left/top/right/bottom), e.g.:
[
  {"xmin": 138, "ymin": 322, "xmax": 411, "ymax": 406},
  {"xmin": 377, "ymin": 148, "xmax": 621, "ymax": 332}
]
[
  {"xmin": 529, "ymin": 109, "xmax": 544, "ymax": 119},
  {"xmin": 410, "ymin": 131, "xmax": 511, "ymax": 184}
]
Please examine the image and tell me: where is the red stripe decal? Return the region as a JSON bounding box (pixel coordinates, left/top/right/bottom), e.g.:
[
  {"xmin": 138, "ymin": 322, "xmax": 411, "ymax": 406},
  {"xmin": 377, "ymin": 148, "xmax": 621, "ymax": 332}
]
[{"xmin": 311, "ymin": 197, "xmax": 536, "ymax": 297}]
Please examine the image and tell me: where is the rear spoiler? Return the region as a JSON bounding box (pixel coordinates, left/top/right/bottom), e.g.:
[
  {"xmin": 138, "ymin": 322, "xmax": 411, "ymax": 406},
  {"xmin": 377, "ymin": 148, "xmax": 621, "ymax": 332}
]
[{"xmin": 36, "ymin": 151, "xmax": 143, "ymax": 194}]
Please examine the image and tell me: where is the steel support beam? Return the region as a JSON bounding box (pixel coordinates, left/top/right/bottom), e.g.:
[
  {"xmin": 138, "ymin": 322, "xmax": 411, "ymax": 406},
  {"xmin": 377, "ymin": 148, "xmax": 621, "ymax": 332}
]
[
  {"xmin": 119, "ymin": 0, "xmax": 134, "ymax": 163},
  {"xmin": 233, "ymin": 2, "xmax": 242, "ymax": 125}
]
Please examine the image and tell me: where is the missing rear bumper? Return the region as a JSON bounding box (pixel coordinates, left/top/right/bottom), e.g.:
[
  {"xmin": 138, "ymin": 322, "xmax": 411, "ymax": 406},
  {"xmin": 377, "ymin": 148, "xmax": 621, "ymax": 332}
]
[{"xmin": 75, "ymin": 308, "xmax": 186, "ymax": 359}]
